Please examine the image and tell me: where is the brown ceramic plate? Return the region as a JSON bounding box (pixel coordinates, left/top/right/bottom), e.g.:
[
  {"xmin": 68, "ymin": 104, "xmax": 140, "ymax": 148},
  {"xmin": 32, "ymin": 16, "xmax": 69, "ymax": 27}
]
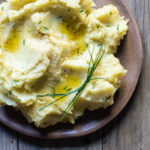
[{"xmin": 0, "ymin": 0, "xmax": 143, "ymax": 139}]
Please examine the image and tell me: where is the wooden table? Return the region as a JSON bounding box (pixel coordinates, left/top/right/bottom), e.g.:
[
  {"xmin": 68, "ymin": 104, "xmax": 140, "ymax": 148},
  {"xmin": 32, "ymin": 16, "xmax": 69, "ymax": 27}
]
[{"xmin": 0, "ymin": 0, "xmax": 148, "ymax": 149}]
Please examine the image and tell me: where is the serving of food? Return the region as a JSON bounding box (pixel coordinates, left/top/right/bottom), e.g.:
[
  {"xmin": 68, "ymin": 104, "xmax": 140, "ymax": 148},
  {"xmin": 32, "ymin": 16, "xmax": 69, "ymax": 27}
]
[{"xmin": 0, "ymin": 0, "xmax": 128, "ymax": 128}]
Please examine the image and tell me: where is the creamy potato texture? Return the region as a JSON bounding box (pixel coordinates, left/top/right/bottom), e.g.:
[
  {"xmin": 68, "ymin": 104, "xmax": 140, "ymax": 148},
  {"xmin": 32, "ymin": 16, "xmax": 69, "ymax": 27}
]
[{"xmin": 0, "ymin": 0, "xmax": 128, "ymax": 127}]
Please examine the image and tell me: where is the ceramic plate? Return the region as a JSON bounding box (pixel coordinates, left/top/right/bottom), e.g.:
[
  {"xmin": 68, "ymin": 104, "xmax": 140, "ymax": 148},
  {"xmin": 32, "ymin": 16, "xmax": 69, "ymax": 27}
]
[{"xmin": 0, "ymin": 0, "xmax": 143, "ymax": 139}]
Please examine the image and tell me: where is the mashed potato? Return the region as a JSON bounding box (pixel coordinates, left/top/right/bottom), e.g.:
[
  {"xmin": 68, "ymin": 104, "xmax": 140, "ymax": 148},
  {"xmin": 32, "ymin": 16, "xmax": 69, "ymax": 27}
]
[{"xmin": 0, "ymin": 0, "xmax": 128, "ymax": 127}]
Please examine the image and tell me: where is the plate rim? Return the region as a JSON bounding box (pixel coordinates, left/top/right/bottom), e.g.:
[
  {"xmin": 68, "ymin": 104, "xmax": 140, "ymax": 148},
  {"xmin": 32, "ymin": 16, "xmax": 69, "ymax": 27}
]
[{"xmin": 0, "ymin": 0, "xmax": 143, "ymax": 139}]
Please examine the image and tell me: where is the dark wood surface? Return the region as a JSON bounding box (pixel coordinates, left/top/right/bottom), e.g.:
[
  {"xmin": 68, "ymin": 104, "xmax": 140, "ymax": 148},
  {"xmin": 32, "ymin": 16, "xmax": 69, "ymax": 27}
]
[{"xmin": 0, "ymin": 0, "xmax": 147, "ymax": 149}]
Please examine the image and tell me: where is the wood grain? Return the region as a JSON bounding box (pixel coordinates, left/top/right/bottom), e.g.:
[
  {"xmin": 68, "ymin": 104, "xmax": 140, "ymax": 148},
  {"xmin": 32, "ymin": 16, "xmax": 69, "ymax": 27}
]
[{"xmin": 0, "ymin": 0, "xmax": 148, "ymax": 149}]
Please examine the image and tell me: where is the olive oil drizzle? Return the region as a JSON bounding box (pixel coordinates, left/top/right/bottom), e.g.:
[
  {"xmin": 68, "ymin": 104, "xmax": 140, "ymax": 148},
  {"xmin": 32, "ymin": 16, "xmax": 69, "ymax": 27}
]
[{"xmin": 4, "ymin": 28, "xmax": 20, "ymax": 52}]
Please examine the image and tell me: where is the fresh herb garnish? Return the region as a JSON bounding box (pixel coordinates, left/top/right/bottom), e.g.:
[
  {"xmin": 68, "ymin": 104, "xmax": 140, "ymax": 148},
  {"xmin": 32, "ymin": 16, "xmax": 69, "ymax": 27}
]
[
  {"xmin": 97, "ymin": 24, "xmax": 100, "ymax": 29},
  {"xmin": 90, "ymin": 77, "xmax": 106, "ymax": 81},
  {"xmin": 110, "ymin": 11, "xmax": 112, "ymax": 16},
  {"xmin": 8, "ymin": 91, "xmax": 12, "ymax": 96},
  {"xmin": 43, "ymin": 26, "xmax": 48, "ymax": 30},
  {"xmin": 106, "ymin": 24, "xmax": 111, "ymax": 27},
  {"xmin": 50, "ymin": 87, "xmax": 55, "ymax": 98},
  {"xmin": 14, "ymin": 80, "xmax": 19, "ymax": 82},
  {"xmin": 23, "ymin": 39, "xmax": 25, "ymax": 46},
  {"xmin": 102, "ymin": 96, "xmax": 111, "ymax": 102},
  {"xmin": 63, "ymin": 86, "xmax": 68, "ymax": 90},
  {"xmin": 57, "ymin": 16, "xmax": 62, "ymax": 19},
  {"xmin": 16, "ymin": 98, "xmax": 21, "ymax": 102},
  {"xmin": 38, "ymin": 21, "xmax": 42, "ymax": 24},
  {"xmin": 115, "ymin": 82, "xmax": 120, "ymax": 86},
  {"xmin": 80, "ymin": 9, "xmax": 84, "ymax": 13},
  {"xmin": 66, "ymin": 88, "xmax": 72, "ymax": 92},
  {"xmin": 37, "ymin": 44, "xmax": 105, "ymax": 119},
  {"xmin": 117, "ymin": 24, "xmax": 119, "ymax": 31},
  {"xmin": 86, "ymin": 43, "xmax": 89, "ymax": 48}
]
